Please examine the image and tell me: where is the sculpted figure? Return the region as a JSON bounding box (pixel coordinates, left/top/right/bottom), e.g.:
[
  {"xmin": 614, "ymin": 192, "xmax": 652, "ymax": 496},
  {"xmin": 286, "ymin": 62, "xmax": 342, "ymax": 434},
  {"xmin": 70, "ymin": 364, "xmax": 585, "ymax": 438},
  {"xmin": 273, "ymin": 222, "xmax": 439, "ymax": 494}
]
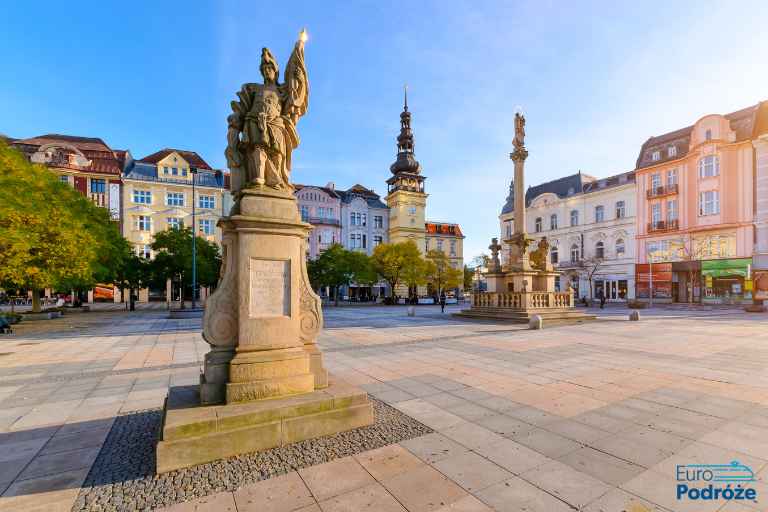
[
  {"xmin": 513, "ymin": 112, "xmax": 526, "ymax": 149},
  {"xmin": 530, "ymin": 237, "xmax": 551, "ymax": 271},
  {"xmin": 226, "ymin": 31, "xmax": 309, "ymax": 195}
]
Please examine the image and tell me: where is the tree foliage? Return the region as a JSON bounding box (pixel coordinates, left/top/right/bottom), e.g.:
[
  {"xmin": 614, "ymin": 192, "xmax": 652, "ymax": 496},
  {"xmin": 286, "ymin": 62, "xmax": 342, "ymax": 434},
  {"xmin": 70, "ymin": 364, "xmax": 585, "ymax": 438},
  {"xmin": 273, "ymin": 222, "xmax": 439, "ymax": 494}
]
[
  {"xmin": 306, "ymin": 244, "xmax": 376, "ymax": 305},
  {"xmin": 424, "ymin": 249, "xmax": 462, "ymax": 294},
  {"xmin": 150, "ymin": 227, "xmax": 221, "ymax": 300},
  {"xmin": 371, "ymin": 241, "xmax": 424, "ymax": 298},
  {"xmin": 0, "ymin": 141, "xmax": 129, "ymax": 311}
]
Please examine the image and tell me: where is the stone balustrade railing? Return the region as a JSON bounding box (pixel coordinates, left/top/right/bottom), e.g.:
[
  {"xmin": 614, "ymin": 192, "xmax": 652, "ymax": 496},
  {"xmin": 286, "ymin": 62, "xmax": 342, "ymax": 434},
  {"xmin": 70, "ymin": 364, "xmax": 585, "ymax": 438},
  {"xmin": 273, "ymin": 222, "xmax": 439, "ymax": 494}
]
[{"xmin": 472, "ymin": 290, "xmax": 574, "ymax": 309}]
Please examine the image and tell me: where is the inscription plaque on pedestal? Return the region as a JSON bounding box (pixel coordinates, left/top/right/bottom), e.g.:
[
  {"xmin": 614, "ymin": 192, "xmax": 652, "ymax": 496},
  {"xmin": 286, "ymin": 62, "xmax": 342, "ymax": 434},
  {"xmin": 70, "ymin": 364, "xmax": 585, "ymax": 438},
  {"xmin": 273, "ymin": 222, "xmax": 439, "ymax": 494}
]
[{"xmin": 249, "ymin": 258, "xmax": 290, "ymax": 317}]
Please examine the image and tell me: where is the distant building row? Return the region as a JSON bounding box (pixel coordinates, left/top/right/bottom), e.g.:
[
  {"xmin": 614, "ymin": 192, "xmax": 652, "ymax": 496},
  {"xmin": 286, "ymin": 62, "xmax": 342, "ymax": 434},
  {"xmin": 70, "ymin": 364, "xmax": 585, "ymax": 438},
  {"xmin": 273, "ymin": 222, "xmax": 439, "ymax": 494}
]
[{"xmin": 499, "ymin": 100, "xmax": 768, "ymax": 304}]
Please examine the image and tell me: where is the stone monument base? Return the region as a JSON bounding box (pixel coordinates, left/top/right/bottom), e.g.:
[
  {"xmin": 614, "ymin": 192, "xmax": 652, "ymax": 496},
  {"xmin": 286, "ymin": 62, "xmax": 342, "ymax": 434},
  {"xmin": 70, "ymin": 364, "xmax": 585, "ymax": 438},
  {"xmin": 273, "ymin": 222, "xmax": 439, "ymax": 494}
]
[
  {"xmin": 156, "ymin": 377, "xmax": 373, "ymax": 474},
  {"xmin": 454, "ymin": 291, "xmax": 596, "ymax": 324}
]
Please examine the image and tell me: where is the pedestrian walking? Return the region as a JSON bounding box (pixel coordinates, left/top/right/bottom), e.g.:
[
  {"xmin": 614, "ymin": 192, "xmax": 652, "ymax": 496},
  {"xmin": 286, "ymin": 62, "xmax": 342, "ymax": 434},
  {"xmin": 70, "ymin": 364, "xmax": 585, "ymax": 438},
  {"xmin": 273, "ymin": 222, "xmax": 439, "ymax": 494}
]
[
  {"xmin": 598, "ymin": 289, "xmax": 606, "ymax": 309},
  {"xmin": 440, "ymin": 291, "xmax": 447, "ymax": 313}
]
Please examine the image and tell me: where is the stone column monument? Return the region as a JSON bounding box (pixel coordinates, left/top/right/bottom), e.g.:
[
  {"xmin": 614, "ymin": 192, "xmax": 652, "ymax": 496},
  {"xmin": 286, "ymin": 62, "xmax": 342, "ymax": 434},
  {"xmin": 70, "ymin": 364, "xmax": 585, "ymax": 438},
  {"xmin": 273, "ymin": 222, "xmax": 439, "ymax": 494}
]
[{"xmin": 156, "ymin": 31, "xmax": 373, "ymax": 473}]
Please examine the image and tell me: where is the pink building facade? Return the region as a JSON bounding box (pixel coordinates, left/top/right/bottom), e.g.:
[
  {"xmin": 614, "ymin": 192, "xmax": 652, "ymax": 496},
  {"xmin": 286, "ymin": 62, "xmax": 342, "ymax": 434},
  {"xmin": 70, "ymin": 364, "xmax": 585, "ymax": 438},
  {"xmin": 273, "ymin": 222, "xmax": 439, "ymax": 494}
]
[
  {"xmin": 294, "ymin": 183, "xmax": 342, "ymax": 259},
  {"xmin": 635, "ymin": 104, "xmax": 759, "ymax": 304}
]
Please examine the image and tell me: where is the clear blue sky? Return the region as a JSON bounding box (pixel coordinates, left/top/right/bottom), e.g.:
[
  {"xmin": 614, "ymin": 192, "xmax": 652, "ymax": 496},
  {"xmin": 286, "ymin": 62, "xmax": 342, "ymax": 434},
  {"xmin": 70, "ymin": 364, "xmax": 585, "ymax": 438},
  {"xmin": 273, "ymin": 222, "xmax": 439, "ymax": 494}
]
[{"xmin": 3, "ymin": 1, "xmax": 767, "ymax": 259}]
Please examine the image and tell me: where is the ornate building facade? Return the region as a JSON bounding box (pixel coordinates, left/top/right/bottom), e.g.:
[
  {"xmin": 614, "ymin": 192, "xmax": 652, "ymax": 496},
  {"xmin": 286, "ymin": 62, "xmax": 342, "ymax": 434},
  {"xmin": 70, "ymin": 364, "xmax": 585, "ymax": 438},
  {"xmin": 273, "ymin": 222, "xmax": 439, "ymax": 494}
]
[
  {"xmin": 294, "ymin": 183, "xmax": 342, "ymax": 259},
  {"xmin": 500, "ymin": 171, "xmax": 637, "ymax": 301},
  {"xmin": 122, "ymin": 148, "xmax": 226, "ymax": 301},
  {"xmin": 634, "ymin": 104, "xmax": 758, "ymax": 303}
]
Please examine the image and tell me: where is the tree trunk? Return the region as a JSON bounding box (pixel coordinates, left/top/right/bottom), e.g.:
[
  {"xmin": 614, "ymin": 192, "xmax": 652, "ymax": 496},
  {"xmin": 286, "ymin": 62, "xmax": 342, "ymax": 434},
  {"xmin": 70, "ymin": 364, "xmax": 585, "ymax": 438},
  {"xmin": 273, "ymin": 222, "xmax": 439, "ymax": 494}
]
[
  {"xmin": 31, "ymin": 289, "xmax": 41, "ymax": 313},
  {"xmin": 129, "ymin": 287, "xmax": 136, "ymax": 311},
  {"xmin": 334, "ymin": 286, "xmax": 339, "ymax": 307}
]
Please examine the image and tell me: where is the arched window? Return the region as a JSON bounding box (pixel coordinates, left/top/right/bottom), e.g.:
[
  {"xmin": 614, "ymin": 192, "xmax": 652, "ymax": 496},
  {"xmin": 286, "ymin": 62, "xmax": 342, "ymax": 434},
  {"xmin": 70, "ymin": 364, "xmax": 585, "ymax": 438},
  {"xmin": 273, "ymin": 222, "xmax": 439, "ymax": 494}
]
[
  {"xmin": 550, "ymin": 214, "xmax": 558, "ymax": 230},
  {"xmin": 570, "ymin": 210, "xmax": 579, "ymax": 226},
  {"xmin": 551, "ymin": 246, "xmax": 559, "ymax": 264},
  {"xmin": 616, "ymin": 239, "xmax": 625, "ymax": 257},
  {"xmin": 535, "ymin": 217, "xmax": 542, "ymax": 232},
  {"xmin": 595, "ymin": 241, "xmax": 605, "ymax": 259},
  {"xmin": 699, "ymin": 155, "xmax": 719, "ymax": 178},
  {"xmin": 570, "ymin": 244, "xmax": 580, "ymax": 263}
]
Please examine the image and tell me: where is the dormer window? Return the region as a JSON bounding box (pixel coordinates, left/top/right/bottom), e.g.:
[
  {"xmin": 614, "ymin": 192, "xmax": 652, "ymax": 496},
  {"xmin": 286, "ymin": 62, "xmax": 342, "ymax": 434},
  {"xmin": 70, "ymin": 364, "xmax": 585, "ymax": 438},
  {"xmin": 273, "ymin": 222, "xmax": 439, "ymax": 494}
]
[
  {"xmin": 668, "ymin": 146, "xmax": 677, "ymax": 158},
  {"xmin": 652, "ymin": 151, "xmax": 661, "ymax": 162}
]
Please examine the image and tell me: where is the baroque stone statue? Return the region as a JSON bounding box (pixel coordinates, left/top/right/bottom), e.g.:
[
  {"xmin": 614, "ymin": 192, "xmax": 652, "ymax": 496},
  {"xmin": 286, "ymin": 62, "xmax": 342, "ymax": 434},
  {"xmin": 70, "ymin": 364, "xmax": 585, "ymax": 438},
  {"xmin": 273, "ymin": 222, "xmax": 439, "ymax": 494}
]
[
  {"xmin": 226, "ymin": 31, "xmax": 309, "ymax": 195},
  {"xmin": 530, "ymin": 237, "xmax": 551, "ymax": 271}
]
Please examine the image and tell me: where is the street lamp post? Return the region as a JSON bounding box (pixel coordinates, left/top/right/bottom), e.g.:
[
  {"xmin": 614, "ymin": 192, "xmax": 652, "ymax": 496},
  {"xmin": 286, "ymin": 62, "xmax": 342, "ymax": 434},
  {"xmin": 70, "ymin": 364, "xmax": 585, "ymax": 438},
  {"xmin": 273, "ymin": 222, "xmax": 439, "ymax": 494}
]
[{"xmin": 191, "ymin": 166, "xmax": 198, "ymax": 309}]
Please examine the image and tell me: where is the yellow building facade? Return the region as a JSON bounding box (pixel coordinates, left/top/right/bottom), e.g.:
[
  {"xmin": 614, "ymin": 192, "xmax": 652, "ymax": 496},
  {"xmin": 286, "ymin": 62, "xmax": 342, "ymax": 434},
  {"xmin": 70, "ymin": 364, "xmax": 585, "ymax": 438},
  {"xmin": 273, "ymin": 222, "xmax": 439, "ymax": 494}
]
[{"xmin": 122, "ymin": 149, "xmax": 226, "ymax": 301}]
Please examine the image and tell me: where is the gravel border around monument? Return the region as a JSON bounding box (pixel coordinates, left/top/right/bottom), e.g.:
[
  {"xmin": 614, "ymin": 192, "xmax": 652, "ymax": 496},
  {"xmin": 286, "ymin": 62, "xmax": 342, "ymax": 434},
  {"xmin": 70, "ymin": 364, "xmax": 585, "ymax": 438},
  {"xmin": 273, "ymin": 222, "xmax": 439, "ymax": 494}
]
[{"xmin": 72, "ymin": 397, "xmax": 432, "ymax": 512}]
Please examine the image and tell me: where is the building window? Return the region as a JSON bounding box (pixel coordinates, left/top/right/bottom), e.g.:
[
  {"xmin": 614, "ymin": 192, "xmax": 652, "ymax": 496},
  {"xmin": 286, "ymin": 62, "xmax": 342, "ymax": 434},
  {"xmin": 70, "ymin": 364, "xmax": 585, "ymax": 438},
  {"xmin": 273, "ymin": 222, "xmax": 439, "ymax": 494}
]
[
  {"xmin": 374, "ymin": 235, "xmax": 383, "ymax": 247},
  {"xmin": 595, "ymin": 241, "xmax": 605, "ymax": 259},
  {"xmin": 137, "ymin": 215, "xmax": 151, "ymax": 232},
  {"xmin": 450, "ymin": 240, "xmax": 456, "ymax": 257},
  {"xmin": 408, "ymin": 206, "xmax": 417, "ymax": 215},
  {"xmin": 550, "ymin": 214, "xmax": 558, "ymax": 230},
  {"xmin": 668, "ymin": 146, "xmax": 677, "ymax": 158},
  {"xmin": 616, "ymin": 239, "xmax": 625, "ymax": 257},
  {"xmin": 705, "ymin": 129, "xmax": 712, "ymax": 141},
  {"xmin": 167, "ymin": 217, "xmax": 183, "ymax": 230},
  {"xmin": 650, "ymin": 173, "xmax": 661, "ymax": 190},
  {"xmin": 667, "ymin": 169, "xmax": 677, "ymax": 186},
  {"xmin": 349, "ymin": 233, "xmax": 364, "ymax": 249},
  {"xmin": 163, "ymin": 166, "xmax": 169, "ymax": 175},
  {"xmin": 667, "ymin": 199, "xmax": 678, "ymax": 221},
  {"xmin": 652, "ymin": 150, "xmax": 661, "ymax": 161},
  {"xmin": 651, "ymin": 203, "xmax": 662, "ymax": 223},
  {"xmin": 570, "ymin": 244, "xmax": 580, "ymax": 263},
  {"xmin": 534, "ymin": 217, "xmax": 542, "ymax": 232},
  {"xmin": 362, "ymin": 213, "xmax": 367, "ymax": 227},
  {"xmin": 327, "ymin": 208, "xmax": 334, "ymax": 218},
  {"xmin": 570, "ymin": 210, "xmax": 579, "ymax": 227},
  {"xmin": 90, "ymin": 178, "xmax": 106, "ymax": 194},
  {"xmin": 301, "ymin": 205, "xmax": 310, "ymax": 221},
  {"xmin": 199, "ymin": 219, "xmax": 214, "ymax": 235},
  {"xmin": 595, "ymin": 205, "xmax": 605, "ymax": 223},
  {"xmin": 699, "ymin": 155, "xmax": 719, "ymax": 178},
  {"xmin": 699, "ymin": 191, "xmax": 719, "ymax": 216},
  {"xmin": 172, "ymin": 167, "xmax": 178, "ymax": 176},
  {"xmin": 362, "ymin": 235, "xmax": 367, "ymax": 249},
  {"xmin": 133, "ymin": 190, "xmax": 152, "ymax": 204},
  {"xmin": 59, "ymin": 175, "xmax": 69, "ymax": 184},
  {"xmin": 506, "ymin": 223, "xmax": 512, "ymax": 238},
  {"xmin": 181, "ymin": 168, "xmax": 188, "ymax": 177},
  {"xmin": 199, "ymin": 195, "xmax": 215, "ymax": 209},
  {"xmin": 551, "ymin": 246, "xmax": 559, "ymax": 264},
  {"xmin": 166, "ymin": 192, "xmax": 184, "ymax": 206},
  {"xmin": 374, "ymin": 215, "xmax": 383, "ymax": 229},
  {"xmin": 318, "ymin": 207, "xmax": 325, "ymax": 218},
  {"xmin": 138, "ymin": 244, "xmax": 151, "ymax": 259},
  {"xmin": 615, "ymin": 201, "xmax": 625, "ymax": 219},
  {"xmin": 437, "ymin": 239, "xmax": 443, "ymax": 251}
]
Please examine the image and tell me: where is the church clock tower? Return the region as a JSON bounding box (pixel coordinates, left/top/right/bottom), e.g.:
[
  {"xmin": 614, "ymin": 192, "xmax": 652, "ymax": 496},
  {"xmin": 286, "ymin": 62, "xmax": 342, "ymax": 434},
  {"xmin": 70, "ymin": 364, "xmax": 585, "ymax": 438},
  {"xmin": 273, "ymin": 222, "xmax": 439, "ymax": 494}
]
[{"xmin": 385, "ymin": 88, "xmax": 428, "ymax": 254}]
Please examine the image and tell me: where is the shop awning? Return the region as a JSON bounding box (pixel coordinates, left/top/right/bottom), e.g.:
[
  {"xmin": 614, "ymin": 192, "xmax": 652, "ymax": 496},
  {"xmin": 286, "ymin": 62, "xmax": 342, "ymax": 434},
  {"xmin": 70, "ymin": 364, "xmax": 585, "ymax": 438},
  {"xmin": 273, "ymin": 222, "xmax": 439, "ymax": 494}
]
[{"xmin": 701, "ymin": 258, "xmax": 752, "ymax": 278}]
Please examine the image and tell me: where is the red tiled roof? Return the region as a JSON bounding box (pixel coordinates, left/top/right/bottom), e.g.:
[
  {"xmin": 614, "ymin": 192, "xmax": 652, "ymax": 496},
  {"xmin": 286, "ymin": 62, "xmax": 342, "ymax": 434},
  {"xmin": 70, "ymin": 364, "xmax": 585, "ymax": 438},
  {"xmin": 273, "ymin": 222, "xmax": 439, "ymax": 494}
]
[
  {"xmin": 11, "ymin": 134, "xmax": 122, "ymax": 175},
  {"xmin": 425, "ymin": 222, "xmax": 464, "ymax": 238},
  {"xmin": 139, "ymin": 148, "xmax": 212, "ymax": 170}
]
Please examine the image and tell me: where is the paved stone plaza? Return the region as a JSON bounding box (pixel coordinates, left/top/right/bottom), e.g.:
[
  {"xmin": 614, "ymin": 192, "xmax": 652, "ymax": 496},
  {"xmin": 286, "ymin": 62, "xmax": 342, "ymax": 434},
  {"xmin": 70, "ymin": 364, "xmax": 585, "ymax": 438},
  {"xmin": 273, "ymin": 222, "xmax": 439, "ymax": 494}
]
[{"xmin": 0, "ymin": 305, "xmax": 767, "ymax": 511}]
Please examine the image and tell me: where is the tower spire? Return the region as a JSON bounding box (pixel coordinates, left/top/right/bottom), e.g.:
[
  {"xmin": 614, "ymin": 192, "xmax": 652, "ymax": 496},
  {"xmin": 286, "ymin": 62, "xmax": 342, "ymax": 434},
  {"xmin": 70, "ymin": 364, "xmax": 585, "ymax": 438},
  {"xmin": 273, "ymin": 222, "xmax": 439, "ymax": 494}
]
[{"xmin": 404, "ymin": 84, "xmax": 408, "ymax": 112}]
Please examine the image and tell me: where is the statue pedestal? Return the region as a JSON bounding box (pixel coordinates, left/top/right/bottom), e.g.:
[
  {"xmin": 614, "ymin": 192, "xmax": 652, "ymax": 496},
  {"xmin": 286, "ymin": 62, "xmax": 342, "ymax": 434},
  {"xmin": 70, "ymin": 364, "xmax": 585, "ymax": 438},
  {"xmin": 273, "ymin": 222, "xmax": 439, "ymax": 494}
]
[{"xmin": 157, "ymin": 187, "xmax": 371, "ymax": 473}]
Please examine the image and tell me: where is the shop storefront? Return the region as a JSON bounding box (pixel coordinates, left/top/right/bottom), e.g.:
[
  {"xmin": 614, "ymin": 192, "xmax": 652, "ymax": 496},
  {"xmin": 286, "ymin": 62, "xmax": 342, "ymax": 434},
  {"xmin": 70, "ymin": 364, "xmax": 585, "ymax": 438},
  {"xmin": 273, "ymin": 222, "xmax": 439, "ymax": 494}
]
[
  {"xmin": 636, "ymin": 263, "xmax": 673, "ymax": 301},
  {"xmin": 671, "ymin": 261, "xmax": 701, "ymax": 303},
  {"xmin": 701, "ymin": 258, "xmax": 753, "ymax": 304},
  {"xmin": 593, "ymin": 279, "xmax": 630, "ymax": 301}
]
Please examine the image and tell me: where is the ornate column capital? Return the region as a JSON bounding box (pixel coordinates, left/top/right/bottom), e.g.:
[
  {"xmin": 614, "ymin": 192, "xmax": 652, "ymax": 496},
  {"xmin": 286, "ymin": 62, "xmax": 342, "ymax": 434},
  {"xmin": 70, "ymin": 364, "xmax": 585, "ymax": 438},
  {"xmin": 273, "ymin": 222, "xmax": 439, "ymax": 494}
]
[{"xmin": 510, "ymin": 148, "xmax": 529, "ymax": 162}]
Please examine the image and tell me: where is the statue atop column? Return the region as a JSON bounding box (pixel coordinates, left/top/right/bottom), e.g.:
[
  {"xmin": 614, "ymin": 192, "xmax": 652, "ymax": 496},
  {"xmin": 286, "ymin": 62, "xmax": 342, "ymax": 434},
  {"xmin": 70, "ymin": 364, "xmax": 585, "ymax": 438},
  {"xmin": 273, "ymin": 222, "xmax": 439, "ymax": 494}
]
[
  {"xmin": 489, "ymin": 238, "xmax": 502, "ymax": 273},
  {"xmin": 226, "ymin": 30, "xmax": 309, "ymax": 197}
]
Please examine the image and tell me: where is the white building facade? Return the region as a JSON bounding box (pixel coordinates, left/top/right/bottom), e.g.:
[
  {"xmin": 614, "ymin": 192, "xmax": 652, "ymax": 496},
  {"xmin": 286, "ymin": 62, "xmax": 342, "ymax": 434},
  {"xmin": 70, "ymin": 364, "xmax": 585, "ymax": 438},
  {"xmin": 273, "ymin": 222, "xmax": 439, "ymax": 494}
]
[{"xmin": 500, "ymin": 171, "xmax": 637, "ymax": 301}]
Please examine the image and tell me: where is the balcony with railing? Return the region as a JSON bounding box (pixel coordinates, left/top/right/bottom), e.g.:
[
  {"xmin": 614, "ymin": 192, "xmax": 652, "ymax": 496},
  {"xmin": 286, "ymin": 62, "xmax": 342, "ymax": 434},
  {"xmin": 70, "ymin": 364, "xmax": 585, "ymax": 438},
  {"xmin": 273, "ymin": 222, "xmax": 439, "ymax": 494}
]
[
  {"xmin": 305, "ymin": 216, "xmax": 341, "ymax": 226},
  {"xmin": 646, "ymin": 183, "xmax": 678, "ymax": 198},
  {"xmin": 90, "ymin": 192, "xmax": 107, "ymax": 208},
  {"xmin": 647, "ymin": 219, "xmax": 679, "ymax": 232}
]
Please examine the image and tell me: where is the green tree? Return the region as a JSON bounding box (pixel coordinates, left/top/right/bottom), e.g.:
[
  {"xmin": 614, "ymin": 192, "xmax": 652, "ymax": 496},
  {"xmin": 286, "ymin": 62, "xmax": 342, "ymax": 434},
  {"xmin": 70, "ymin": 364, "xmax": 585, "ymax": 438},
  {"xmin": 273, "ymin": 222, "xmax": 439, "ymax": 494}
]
[
  {"xmin": 150, "ymin": 227, "xmax": 221, "ymax": 308},
  {"xmin": 307, "ymin": 244, "xmax": 375, "ymax": 306},
  {"xmin": 0, "ymin": 141, "xmax": 123, "ymax": 312},
  {"xmin": 372, "ymin": 241, "xmax": 424, "ymax": 300},
  {"xmin": 463, "ymin": 265, "xmax": 474, "ymax": 291},
  {"xmin": 424, "ymin": 249, "xmax": 462, "ymax": 295},
  {"xmin": 114, "ymin": 252, "xmax": 152, "ymax": 311}
]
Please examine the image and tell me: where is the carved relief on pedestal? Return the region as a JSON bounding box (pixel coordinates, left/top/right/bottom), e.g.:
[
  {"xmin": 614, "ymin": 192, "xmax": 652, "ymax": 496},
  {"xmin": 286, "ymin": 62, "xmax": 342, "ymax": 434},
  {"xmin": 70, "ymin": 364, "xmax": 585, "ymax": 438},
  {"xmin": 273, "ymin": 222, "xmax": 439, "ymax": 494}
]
[
  {"xmin": 298, "ymin": 240, "xmax": 323, "ymax": 344},
  {"xmin": 202, "ymin": 229, "xmax": 238, "ymax": 349}
]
